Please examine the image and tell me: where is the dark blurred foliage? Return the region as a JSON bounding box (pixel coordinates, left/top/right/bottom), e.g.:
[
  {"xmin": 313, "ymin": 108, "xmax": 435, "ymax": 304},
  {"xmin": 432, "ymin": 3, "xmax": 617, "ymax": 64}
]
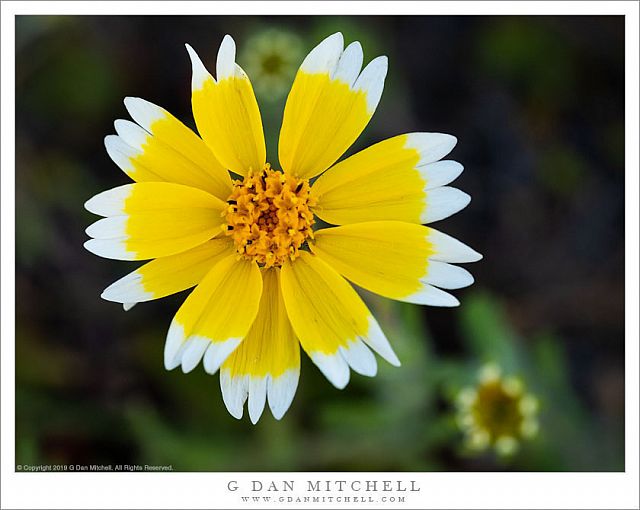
[{"xmin": 15, "ymin": 15, "xmax": 624, "ymax": 471}]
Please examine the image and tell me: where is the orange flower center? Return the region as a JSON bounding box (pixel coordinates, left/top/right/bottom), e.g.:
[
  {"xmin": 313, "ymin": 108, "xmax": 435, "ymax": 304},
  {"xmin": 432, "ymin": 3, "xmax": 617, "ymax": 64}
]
[{"xmin": 224, "ymin": 164, "xmax": 316, "ymax": 268}]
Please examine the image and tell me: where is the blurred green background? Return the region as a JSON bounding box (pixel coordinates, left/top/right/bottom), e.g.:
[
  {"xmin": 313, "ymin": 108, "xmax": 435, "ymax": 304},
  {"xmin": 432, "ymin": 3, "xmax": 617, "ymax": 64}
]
[{"xmin": 15, "ymin": 16, "xmax": 624, "ymax": 471}]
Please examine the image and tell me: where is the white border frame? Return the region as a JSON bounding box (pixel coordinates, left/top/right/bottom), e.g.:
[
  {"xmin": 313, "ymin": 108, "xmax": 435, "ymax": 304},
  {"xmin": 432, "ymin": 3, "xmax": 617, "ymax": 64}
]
[{"xmin": 2, "ymin": 2, "xmax": 638, "ymax": 509}]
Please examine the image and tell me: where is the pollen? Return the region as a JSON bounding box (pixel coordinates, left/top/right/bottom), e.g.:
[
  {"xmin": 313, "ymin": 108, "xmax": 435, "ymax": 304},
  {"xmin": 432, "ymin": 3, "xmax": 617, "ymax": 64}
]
[{"xmin": 223, "ymin": 164, "xmax": 316, "ymax": 268}]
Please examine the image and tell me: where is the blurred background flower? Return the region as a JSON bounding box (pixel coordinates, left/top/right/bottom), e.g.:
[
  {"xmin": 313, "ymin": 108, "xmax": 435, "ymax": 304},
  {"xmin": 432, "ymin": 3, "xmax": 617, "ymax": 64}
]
[
  {"xmin": 456, "ymin": 363, "xmax": 539, "ymax": 456},
  {"xmin": 15, "ymin": 15, "xmax": 624, "ymax": 471},
  {"xmin": 239, "ymin": 27, "xmax": 304, "ymax": 102}
]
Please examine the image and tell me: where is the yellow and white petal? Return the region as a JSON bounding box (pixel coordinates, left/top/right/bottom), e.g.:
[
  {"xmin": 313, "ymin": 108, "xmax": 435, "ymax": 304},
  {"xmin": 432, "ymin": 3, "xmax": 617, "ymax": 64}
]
[
  {"xmin": 164, "ymin": 255, "xmax": 262, "ymax": 373},
  {"xmin": 278, "ymin": 32, "xmax": 388, "ymax": 179},
  {"xmin": 408, "ymin": 132, "xmax": 459, "ymax": 167},
  {"xmin": 423, "ymin": 187, "xmax": 471, "ymax": 223},
  {"xmin": 353, "ymin": 55, "xmax": 388, "ymax": 113},
  {"xmin": 187, "ymin": 37, "xmax": 266, "ymax": 176},
  {"xmin": 308, "ymin": 351, "xmax": 350, "ymax": 389},
  {"xmin": 424, "ymin": 261, "xmax": 474, "ymax": 289},
  {"xmin": 422, "ymin": 160, "xmax": 465, "ymax": 190},
  {"xmin": 104, "ymin": 135, "xmax": 161, "ymax": 182},
  {"xmin": 427, "ymin": 227, "xmax": 483, "ymax": 263},
  {"xmin": 310, "ymin": 221, "xmax": 475, "ymax": 307},
  {"xmin": 84, "ymin": 181, "xmax": 224, "ymax": 217},
  {"xmin": 247, "ymin": 377, "xmax": 268, "ymax": 424},
  {"xmin": 84, "ymin": 182, "xmax": 225, "ymax": 261},
  {"xmin": 280, "ymin": 252, "xmax": 399, "ymax": 389},
  {"xmin": 339, "ymin": 338, "xmax": 377, "ymax": 377},
  {"xmin": 220, "ymin": 372, "xmax": 250, "ymax": 420},
  {"xmin": 406, "ymin": 284, "xmax": 460, "ymax": 307},
  {"xmin": 106, "ymin": 117, "xmax": 230, "ymax": 199},
  {"xmin": 180, "ymin": 337, "xmax": 211, "ymax": 373},
  {"xmin": 333, "ymin": 41, "xmax": 363, "ymax": 85},
  {"xmin": 298, "ymin": 32, "xmax": 343, "ymax": 74},
  {"xmin": 116, "ymin": 97, "xmax": 232, "ymax": 199},
  {"xmin": 101, "ymin": 239, "xmax": 233, "ymax": 304},
  {"xmin": 220, "ymin": 268, "xmax": 300, "ymax": 422},
  {"xmin": 267, "ymin": 369, "xmax": 300, "ymax": 420},
  {"xmin": 104, "ymin": 135, "xmax": 149, "ymax": 181},
  {"xmin": 311, "ymin": 132, "xmax": 468, "ymax": 225}
]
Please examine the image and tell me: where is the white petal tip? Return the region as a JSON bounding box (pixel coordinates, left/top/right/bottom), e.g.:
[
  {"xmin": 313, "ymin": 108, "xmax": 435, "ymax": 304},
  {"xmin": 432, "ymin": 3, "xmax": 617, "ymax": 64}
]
[
  {"xmin": 422, "ymin": 187, "xmax": 471, "ymax": 223},
  {"xmin": 301, "ymin": 32, "xmax": 344, "ymax": 74},
  {"xmin": 421, "ymin": 260, "xmax": 474, "ymax": 289},
  {"xmin": 84, "ymin": 238, "xmax": 132, "ymax": 261},
  {"xmin": 375, "ymin": 338, "xmax": 402, "ymax": 367},
  {"xmin": 84, "ymin": 188, "xmax": 125, "ymax": 217},
  {"xmin": 427, "ymin": 229, "xmax": 483, "ymax": 264},
  {"xmin": 438, "ymin": 295, "xmax": 461, "ymax": 307},
  {"xmin": 406, "ymin": 132, "xmax": 458, "ymax": 164},
  {"xmin": 216, "ymin": 34, "xmax": 237, "ymax": 80},
  {"xmin": 83, "ymin": 198, "xmax": 95, "ymax": 214},
  {"xmin": 340, "ymin": 341, "xmax": 377, "ymax": 377},
  {"xmin": 165, "ymin": 359, "xmax": 179, "ymax": 371},
  {"xmin": 185, "ymin": 43, "xmax": 212, "ymax": 90},
  {"xmin": 220, "ymin": 371, "xmax": 249, "ymax": 420},
  {"xmin": 419, "ymin": 160, "xmax": 465, "ymax": 190},
  {"xmin": 85, "ymin": 216, "xmax": 127, "ymax": 240},
  {"xmin": 333, "ymin": 378, "xmax": 349, "ymax": 390},
  {"xmin": 407, "ymin": 284, "xmax": 461, "ymax": 307},
  {"xmin": 424, "ymin": 261, "xmax": 476, "ymax": 290},
  {"xmin": 180, "ymin": 338, "xmax": 210, "ymax": 373},
  {"xmin": 164, "ymin": 322, "xmax": 186, "ymax": 370},
  {"xmin": 267, "ymin": 369, "xmax": 299, "ymax": 420},
  {"xmin": 311, "ymin": 352, "xmax": 350, "ymax": 389},
  {"xmin": 333, "ymin": 41, "xmax": 364, "ymax": 85},
  {"xmin": 354, "ymin": 55, "xmax": 388, "ymax": 114},
  {"xmin": 104, "ymin": 135, "xmax": 140, "ymax": 176},
  {"xmin": 123, "ymin": 96, "xmax": 166, "ymax": 131},
  {"xmin": 203, "ymin": 338, "xmax": 242, "ymax": 375},
  {"xmin": 100, "ymin": 270, "xmax": 152, "ymax": 304},
  {"xmin": 441, "ymin": 133, "xmax": 458, "ymax": 148},
  {"xmin": 384, "ymin": 350, "xmax": 402, "ymax": 367},
  {"xmin": 362, "ymin": 317, "xmax": 401, "ymax": 368},
  {"xmin": 227, "ymin": 405, "xmax": 243, "ymax": 420},
  {"xmin": 249, "ymin": 406, "xmax": 266, "ymax": 424},
  {"xmin": 113, "ymin": 118, "xmax": 127, "ymax": 132},
  {"xmin": 247, "ymin": 378, "xmax": 267, "ymax": 424},
  {"xmin": 323, "ymin": 32, "xmax": 344, "ymax": 48}
]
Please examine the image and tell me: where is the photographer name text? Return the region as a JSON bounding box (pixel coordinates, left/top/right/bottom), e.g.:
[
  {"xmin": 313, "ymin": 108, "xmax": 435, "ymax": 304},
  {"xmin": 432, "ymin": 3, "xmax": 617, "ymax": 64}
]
[{"xmin": 227, "ymin": 479, "xmax": 420, "ymax": 493}]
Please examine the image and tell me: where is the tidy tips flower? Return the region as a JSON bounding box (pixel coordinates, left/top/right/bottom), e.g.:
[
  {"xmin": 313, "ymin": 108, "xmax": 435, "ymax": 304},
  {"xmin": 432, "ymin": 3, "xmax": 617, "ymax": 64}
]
[
  {"xmin": 456, "ymin": 364, "xmax": 540, "ymax": 456},
  {"xmin": 84, "ymin": 33, "xmax": 482, "ymax": 423},
  {"xmin": 240, "ymin": 28, "xmax": 304, "ymax": 101}
]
